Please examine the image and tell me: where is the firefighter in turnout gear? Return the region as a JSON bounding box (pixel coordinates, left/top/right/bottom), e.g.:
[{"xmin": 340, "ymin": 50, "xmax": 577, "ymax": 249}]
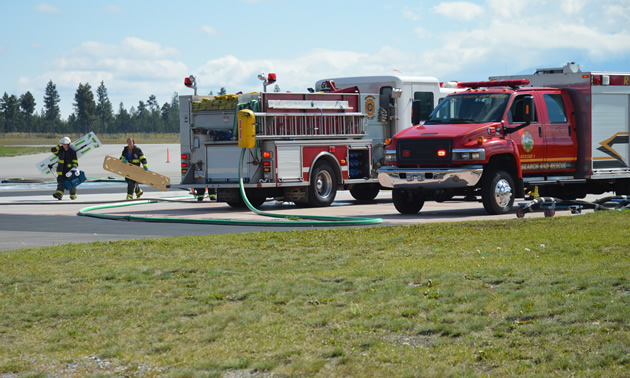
[
  {"xmin": 120, "ymin": 137, "xmax": 148, "ymax": 200},
  {"xmin": 52, "ymin": 136, "xmax": 79, "ymax": 200}
]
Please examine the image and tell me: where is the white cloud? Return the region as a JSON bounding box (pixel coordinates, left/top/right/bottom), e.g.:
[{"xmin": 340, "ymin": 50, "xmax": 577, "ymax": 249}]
[
  {"xmin": 563, "ymin": 0, "xmax": 586, "ymax": 14},
  {"xmin": 34, "ymin": 3, "xmax": 60, "ymax": 14},
  {"xmin": 431, "ymin": 1, "xmax": 484, "ymax": 20},
  {"xmin": 403, "ymin": 7, "xmax": 421, "ymax": 21},
  {"xmin": 486, "ymin": 0, "xmax": 526, "ymax": 18},
  {"xmin": 414, "ymin": 26, "xmax": 431, "ymax": 39},
  {"xmin": 200, "ymin": 25, "xmax": 219, "ymax": 36},
  {"xmin": 104, "ymin": 5, "xmax": 123, "ymax": 13}
]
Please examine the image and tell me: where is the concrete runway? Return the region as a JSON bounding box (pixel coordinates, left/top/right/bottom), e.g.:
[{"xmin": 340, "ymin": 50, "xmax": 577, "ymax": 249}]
[{"xmin": 0, "ymin": 143, "xmax": 608, "ymax": 251}]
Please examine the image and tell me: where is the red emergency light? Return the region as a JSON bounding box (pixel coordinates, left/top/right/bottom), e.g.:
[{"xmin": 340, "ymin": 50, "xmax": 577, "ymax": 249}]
[
  {"xmin": 437, "ymin": 149, "xmax": 447, "ymax": 157},
  {"xmin": 184, "ymin": 75, "xmax": 196, "ymax": 88},
  {"xmin": 458, "ymin": 79, "xmax": 530, "ymax": 89}
]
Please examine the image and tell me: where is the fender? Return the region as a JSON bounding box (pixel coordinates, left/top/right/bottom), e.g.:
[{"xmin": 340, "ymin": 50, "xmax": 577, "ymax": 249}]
[
  {"xmin": 506, "ymin": 139, "xmax": 523, "ymax": 178},
  {"xmin": 308, "ymin": 151, "xmax": 343, "ymax": 183},
  {"xmin": 482, "ymin": 139, "xmax": 521, "ymax": 177}
]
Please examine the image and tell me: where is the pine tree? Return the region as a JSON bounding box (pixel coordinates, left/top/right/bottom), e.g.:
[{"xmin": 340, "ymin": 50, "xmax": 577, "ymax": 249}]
[
  {"xmin": 1, "ymin": 93, "xmax": 19, "ymax": 133},
  {"xmin": 96, "ymin": 81, "xmax": 114, "ymax": 134},
  {"xmin": 43, "ymin": 80, "xmax": 60, "ymax": 134},
  {"xmin": 19, "ymin": 91, "xmax": 36, "ymax": 134},
  {"xmin": 74, "ymin": 83, "xmax": 96, "ymax": 134}
]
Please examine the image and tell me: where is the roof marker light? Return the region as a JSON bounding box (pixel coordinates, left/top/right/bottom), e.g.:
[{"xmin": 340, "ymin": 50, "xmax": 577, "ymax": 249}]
[{"xmin": 458, "ymin": 79, "xmax": 530, "ymax": 89}]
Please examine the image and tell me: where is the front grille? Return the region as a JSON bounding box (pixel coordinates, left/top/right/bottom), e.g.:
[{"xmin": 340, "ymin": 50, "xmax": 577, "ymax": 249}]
[{"xmin": 397, "ymin": 139, "xmax": 452, "ymax": 165}]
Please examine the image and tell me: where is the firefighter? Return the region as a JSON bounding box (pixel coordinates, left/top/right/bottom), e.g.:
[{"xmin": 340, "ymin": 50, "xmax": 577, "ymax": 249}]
[
  {"xmin": 120, "ymin": 137, "xmax": 148, "ymax": 200},
  {"xmin": 52, "ymin": 136, "xmax": 79, "ymax": 200}
]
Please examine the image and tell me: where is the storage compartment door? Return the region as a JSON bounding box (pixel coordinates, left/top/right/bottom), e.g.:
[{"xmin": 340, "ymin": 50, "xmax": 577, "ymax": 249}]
[
  {"xmin": 206, "ymin": 146, "xmax": 248, "ymax": 182},
  {"xmin": 592, "ymin": 94, "xmax": 629, "ymax": 170},
  {"xmin": 277, "ymin": 145, "xmax": 302, "ymax": 182}
]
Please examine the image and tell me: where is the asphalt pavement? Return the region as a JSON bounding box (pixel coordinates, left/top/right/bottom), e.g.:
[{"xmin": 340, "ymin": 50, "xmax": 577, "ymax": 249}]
[{"xmin": 0, "ymin": 143, "xmax": 614, "ymax": 252}]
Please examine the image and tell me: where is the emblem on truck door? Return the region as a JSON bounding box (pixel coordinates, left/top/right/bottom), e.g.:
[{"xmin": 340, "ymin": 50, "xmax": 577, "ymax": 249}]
[
  {"xmin": 365, "ymin": 96, "xmax": 376, "ymax": 120},
  {"xmin": 521, "ymin": 131, "xmax": 534, "ymax": 153}
]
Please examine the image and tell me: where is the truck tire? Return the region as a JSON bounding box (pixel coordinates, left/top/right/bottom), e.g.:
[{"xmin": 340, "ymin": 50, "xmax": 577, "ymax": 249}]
[
  {"xmin": 481, "ymin": 170, "xmax": 515, "ymax": 215},
  {"xmin": 392, "ymin": 189, "xmax": 424, "ymax": 214},
  {"xmin": 308, "ymin": 161, "xmax": 337, "ymax": 207},
  {"xmin": 350, "ymin": 184, "xmax": 380, "ymax": 202}
]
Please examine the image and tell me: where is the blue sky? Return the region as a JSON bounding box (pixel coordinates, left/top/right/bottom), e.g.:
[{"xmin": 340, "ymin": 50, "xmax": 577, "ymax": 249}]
[{"xmin": 1, "ymin": 0, "xmax": 629, "ymax": 119}]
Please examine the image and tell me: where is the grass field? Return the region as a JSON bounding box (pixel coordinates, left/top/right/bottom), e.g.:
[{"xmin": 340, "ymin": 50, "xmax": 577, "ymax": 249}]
[
  {"xmin": 0, "ymin": 132, "xmax": 179, "ymax": 147},
  {"xmin": 1, "ymin": 211, "xmax": 628, "ymax": 376}
]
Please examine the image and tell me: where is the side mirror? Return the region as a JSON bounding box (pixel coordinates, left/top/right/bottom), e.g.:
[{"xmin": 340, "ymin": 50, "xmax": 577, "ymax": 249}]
[
  {"xmin": 521, "ymin": 96, "xmax": 534, "ymax": 123},
  {"xmin": 505, "ymin": 96, "xmax": 534, "ymax": 135},
  {"xmin": 411, "ymin": 100, "xmax": 422, "ymax": 125}
]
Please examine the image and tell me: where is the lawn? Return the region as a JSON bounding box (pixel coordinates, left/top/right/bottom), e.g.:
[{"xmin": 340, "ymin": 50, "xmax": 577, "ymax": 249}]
[{"xmin": 1, "ymin": 211, "xmax": 628, "ymax": 376}]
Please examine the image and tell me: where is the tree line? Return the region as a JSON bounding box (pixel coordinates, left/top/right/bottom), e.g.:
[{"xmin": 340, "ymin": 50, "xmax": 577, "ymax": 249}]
[{"xmin": 0, "ymin": 80, "xmax": 180, "ymax": 135}]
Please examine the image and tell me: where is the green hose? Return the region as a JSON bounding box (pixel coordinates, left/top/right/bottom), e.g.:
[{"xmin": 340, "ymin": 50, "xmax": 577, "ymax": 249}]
[
  {"xmin": 78, "ymin": 148, "xmax": 382, "ymax": 226},
  {"xmin": 236, "ymin": 148, "xmax": 382, "ymax": 225}
]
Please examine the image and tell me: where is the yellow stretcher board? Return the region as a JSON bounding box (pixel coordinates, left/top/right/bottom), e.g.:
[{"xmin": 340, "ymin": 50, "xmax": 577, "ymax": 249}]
[{"xmin": 102, "ymin": 155, "xmax": 170, "ymax": 192}]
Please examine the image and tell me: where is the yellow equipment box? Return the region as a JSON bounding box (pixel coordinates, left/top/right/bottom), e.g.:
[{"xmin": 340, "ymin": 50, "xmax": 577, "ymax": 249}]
[{"xmin": 102, "ymin": 155, "xmax": 170, "ymax": 192}]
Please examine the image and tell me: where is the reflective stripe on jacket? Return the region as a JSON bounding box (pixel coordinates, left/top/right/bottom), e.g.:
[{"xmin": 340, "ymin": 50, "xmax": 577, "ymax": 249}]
[{"xmin": 52, "ymin": 146, "xmax": 78, "ymax": 177}]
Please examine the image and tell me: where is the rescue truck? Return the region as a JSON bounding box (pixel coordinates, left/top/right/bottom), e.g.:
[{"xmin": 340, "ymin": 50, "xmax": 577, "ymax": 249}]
[
  {"xmin": 173, "ymin": 74, "xmax": 456, "ymax": 207},
  {"xmin": 378, "ymin": 62, "xmax": 630, "ymax": 215}
]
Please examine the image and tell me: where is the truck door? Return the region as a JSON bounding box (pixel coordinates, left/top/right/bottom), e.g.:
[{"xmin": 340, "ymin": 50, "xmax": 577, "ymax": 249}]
[
  {"xmin": 508, "ymin": 94, "xmax": 545, "ymax": 174},
  {"xmin": 541, "ymin": 92, "xmax": 577, "ymax": 173}
]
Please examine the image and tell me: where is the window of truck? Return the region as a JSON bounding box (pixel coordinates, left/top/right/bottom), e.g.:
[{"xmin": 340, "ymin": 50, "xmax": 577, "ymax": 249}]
[
  {"xmin": 413, "ymin": 91, "xmax": 435, "ymax": 122},
  {"xmin": 509, "ymin": 95, "xmax": 538, "ymax": 124},
  {"xmin": 379, "ymin": 87, "xmax": 393, "ymax": 117},
  {"xmin": 544, "ymin": 94, "xmax": 568, "ymax": 123},
  {"xmin": 426, "ymin": 93, "xmax": 510, "ymax": 124}
]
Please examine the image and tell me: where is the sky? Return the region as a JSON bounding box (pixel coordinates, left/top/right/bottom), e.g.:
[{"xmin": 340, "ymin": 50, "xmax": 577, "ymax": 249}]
[{"xmin": 1, "ymin": 0, "xmax": 630, "ymax": 119}]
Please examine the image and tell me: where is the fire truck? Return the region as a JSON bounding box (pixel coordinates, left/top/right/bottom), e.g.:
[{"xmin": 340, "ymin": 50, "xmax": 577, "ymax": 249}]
[
  {"xmin": 172, "ymin": 74, "xmax": 456, "ymax": 207},
  {"xmin": 378, "ymin": 62, "xmax": 630, "ymax": 215}
]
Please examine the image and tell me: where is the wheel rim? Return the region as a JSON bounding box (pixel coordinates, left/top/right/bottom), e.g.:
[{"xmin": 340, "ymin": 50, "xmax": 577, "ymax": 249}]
[
  {"xmin": 316, "ymin": 170, "xmax": 333, "ymax": 198},
  {"xmin": 494, "ymin": 179, "xmax": 512, "ymax": 208}
]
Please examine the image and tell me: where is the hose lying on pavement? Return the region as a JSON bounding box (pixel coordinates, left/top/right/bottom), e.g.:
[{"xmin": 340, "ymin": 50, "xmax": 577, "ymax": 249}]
[
  {"xmin": 516, "ymin": 195, "xmax": 630, "ymax": 218},
  {"xmin": 77, "ymin": 148, "xmax": 383, "ymax": 227}
]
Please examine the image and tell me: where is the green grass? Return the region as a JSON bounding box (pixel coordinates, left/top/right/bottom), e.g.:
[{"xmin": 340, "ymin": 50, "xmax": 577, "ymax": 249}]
[
  {"xmin": 0, "ymin": 145, "xmax": 51, "ymax": 157},
  {"xmin": 0, "ymin": 132, "xmax": 179, "ymax": 147},
  {"xmin": 1, "ymin": 211, "xmax": 629, "ymax": 376}
]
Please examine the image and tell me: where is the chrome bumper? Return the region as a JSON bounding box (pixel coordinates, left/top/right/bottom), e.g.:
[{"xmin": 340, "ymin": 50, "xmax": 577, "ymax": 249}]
[{"xmin": 377, "ymin": 165, "xmax": 483, "ymax": 189}]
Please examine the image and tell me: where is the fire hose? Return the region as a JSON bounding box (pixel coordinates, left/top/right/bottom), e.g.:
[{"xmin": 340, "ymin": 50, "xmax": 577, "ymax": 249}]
[
  {"xmin": 516, "ymin": 195, "xmax": 630, "ymax": 218},
  {"xmin": 76, "ymin": 148, "xmax": 382, "ymax": 226}
]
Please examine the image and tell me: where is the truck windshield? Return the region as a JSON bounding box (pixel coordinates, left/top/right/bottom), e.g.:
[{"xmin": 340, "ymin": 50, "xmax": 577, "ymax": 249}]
[{"xmin": 425, "ymin": 93, "xmax": 510, "ymax": 124}]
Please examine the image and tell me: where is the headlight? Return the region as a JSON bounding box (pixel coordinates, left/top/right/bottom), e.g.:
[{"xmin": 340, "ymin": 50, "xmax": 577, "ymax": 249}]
[
  {"xmin": 452, "ymin": 149, "xmax": 485, "ymax": 161},
  {"xmin": 383, "ymin": 150, "xmax": 397, "ymax": 164}
]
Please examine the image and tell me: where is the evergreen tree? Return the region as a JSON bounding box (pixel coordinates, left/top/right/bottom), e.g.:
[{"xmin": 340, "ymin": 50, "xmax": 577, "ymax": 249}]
[
  {"xmin": 115, "ymin": 102, "xmax": 131, "ymax": 134},
  {"xmin": 147, "ymin": 95, "xmax": 162, "ymax": 132},
  {"xmin": 273, "ymin": 84, "xmax": 281, "ymax": 92},
  {"xmin": 0, "ymin": 94, "xmax": 5, "ymax": 133},
  {"xmin": 95, "ymin": 81, "xmax": 114, "ymax": 134},
  {"xmin": 74, "ymin": 83, "xmax": 96, "ymax": 134},
  {"xmin": 19, "ymin": 91, "xmax": 36, "ymax": 134},
  {"xmin": 43, "ymin": 80, "xmax": 61, "ymax": 134},
  {"xmin": 135, "ymin": 101, "xmax": 150, "ymax": 132},
  {"xmin": 218, "ymin": 87, "xmax": 227, "ymax": 95},
  {"xmin": 1, "ymin": 93, "xmax": 19, "ymax": 132}
]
